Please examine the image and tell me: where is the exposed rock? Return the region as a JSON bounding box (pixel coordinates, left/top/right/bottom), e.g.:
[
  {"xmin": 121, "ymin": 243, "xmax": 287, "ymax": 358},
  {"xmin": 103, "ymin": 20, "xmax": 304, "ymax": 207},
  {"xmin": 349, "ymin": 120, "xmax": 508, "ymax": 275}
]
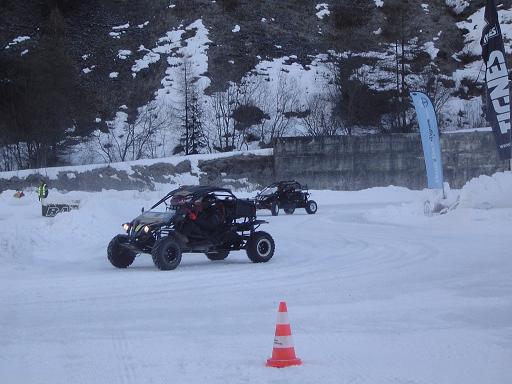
[
  {"xmin": 3, "ymin": 0, "xmax": 505, "ymax": 126},
  {"xmin": 198, "ymin": 154, "xmax": 275, "ymax": 189},
  {"xmin": 0, "ymin": 160, "xmax": 193, "ymax": 193}
]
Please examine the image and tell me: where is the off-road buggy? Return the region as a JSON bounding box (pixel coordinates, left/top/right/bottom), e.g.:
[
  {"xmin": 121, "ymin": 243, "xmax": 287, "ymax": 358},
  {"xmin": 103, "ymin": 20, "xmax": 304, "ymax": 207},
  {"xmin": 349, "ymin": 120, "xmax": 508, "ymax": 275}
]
[
  {"xmin": 107, "ymin": 186, "xmax": 275, "ymax": 271},
  {"xmin": 254, "ymin": 180, "xmax": 318, "ymax": 216}
]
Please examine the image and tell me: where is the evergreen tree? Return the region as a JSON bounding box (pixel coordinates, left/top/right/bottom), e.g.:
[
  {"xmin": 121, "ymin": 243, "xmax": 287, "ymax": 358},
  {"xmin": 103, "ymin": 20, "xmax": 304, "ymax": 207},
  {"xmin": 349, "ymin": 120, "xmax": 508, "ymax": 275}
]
[
  {"xmin": 0, "ymin": 4, "xmax": 94, "ymax": 168},
  {"xmin": 174, "ymin": 58, "xmax": 206, "ymax": 155}
]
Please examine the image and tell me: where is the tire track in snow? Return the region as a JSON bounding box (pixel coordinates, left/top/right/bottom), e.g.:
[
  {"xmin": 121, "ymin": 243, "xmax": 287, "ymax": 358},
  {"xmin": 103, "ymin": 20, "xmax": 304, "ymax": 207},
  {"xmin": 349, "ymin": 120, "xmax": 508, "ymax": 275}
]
[
  {"xmin": 111, "ymin": 330, "xmax": 139, "ymax": 384},
  {"xmin": 1, "ymin": 207, "xmax": 439, "ymax": 310}
]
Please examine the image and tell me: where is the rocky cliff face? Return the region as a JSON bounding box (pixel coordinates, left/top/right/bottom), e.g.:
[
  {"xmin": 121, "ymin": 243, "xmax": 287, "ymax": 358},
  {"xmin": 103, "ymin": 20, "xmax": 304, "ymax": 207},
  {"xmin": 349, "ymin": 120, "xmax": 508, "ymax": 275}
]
[{"xmin": 1, "ymin": 0, "xmax": 510, "ymax": 163}]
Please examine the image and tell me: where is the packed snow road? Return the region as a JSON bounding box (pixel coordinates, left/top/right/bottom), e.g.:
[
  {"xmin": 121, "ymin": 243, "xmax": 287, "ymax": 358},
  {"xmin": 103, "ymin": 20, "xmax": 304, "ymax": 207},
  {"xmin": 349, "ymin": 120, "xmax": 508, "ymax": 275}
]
[{"xmin": 0, "ymin": 185, "xmax": 511, "ymax": 384}]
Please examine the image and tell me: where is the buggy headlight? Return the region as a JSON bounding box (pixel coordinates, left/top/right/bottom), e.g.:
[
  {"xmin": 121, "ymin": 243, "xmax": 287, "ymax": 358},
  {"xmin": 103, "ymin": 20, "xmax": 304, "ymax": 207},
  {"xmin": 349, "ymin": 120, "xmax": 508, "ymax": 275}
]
[
  {"xmin": 143, "ymin": 225, "xmax": 150, "ymax": 233},
  {"xmin": 122, "ymin": 223, "xmax": 131, "ymax": 231}
]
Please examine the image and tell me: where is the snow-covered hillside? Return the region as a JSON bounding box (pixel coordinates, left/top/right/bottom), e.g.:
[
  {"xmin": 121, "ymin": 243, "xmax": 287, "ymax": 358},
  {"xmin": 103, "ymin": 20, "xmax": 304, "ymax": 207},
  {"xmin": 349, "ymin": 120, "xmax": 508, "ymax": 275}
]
[
  {"xmin": 3, "ymin": 1, "xmax": 511, "ymax": 170},
  {"xmin": 73, "ymin": 1, "xmax": 512, "ymax": 164},
  {"xmin": 0, "ymin": 172, "xmax": 510, "ymax": 384}
]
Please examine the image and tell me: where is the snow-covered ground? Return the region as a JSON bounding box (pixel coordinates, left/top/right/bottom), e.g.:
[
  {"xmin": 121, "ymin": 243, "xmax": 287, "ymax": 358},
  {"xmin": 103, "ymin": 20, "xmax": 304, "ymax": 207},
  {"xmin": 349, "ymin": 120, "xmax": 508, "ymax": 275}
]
[{"xmin": 0, "ymin": 173, "xmax": 511, "ymax": 384}]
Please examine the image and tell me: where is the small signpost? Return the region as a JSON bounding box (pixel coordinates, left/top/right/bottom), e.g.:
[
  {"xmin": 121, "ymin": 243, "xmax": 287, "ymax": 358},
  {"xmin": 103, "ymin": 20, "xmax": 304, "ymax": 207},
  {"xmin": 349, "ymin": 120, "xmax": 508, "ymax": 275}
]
[{"xmin": 41, "ymin": 201, "xmax": 80, "ymax": 217}]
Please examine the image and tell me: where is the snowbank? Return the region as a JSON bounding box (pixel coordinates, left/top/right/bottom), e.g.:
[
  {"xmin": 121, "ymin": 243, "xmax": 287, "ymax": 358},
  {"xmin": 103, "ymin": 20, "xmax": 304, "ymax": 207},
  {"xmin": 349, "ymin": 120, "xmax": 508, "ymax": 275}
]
[
  {"xmin": 459, "ymin": 171, "xmax": 512, "ymax": 209},
  {"xmin": 362, "ymin": 171, "xmax": 512, "ymax": 226}
]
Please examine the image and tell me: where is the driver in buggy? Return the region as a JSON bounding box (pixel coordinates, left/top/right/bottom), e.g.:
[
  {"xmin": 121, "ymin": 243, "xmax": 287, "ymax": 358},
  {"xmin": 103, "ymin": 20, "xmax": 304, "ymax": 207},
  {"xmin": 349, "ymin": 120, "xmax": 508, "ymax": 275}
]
[
  {"xmin": 180, "ymin": 194, "xmax": 226, "ymax": 242},
  {"xmin": 279, "ymin": 183, "xmax": 297, "ymax": 201}
]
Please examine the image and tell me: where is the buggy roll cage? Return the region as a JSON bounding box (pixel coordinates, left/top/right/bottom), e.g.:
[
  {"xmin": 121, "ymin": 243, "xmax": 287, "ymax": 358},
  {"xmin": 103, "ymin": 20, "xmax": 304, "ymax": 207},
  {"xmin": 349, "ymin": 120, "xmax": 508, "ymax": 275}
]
[
  {"xmin": 148, "ymin": 185, "xmax": 260, "ymax": 231},
  {"xmin": 150, "ymin": 186, "xmax": 235, "ymax": 211},
  {"xmin": 259, "ymin": 181, "xmax": 308, "ymax": 193}
]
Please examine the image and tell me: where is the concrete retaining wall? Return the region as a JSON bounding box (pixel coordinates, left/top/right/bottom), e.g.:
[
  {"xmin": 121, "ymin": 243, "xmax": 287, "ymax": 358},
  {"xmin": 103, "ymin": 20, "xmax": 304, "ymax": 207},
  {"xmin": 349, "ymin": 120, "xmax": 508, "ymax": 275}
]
[
  {"xmin": 0, "ymin": 131, "xmax": 507, "ymax": 193},
  {"xmin": 273, "ymin": 131, "xmax": 508, "ymax": 190}
]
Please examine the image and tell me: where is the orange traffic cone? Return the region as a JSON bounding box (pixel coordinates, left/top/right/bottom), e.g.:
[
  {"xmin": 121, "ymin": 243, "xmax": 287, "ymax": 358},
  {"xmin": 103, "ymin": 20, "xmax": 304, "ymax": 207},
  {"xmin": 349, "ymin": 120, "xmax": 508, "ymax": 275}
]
[{"xmin": 266, "ymin": 301, "xmax": 302, "ymax": 368}]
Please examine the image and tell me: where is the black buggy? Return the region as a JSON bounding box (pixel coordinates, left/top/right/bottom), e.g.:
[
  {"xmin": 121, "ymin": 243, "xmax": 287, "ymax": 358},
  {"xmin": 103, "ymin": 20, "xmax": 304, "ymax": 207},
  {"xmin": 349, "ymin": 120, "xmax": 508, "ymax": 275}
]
[
  {"xmin": 107, "ymin": 186, "xmax": 275, "ymax": 271},
  {"xmin": 254, "ymin": 180, "xmax": 318, "ymax": 216}
]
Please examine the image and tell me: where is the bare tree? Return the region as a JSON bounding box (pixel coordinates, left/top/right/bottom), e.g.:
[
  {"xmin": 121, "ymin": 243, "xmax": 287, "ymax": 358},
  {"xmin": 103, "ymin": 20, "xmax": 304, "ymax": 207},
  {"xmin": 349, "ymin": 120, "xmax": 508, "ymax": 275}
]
[
  {"xmin": 329, "ymin": 56, "xmax": 389, "ymax": 134},
  {"xmin": 206, "ymin": 74, "xmax": 297, "ymax": 152},
  {"xmin": 91, "ymin": 103, "xmax": 169, "ymax": 163},
  {"xmin": 259, "ymin": 74, "xmax": 300, "ymax": 142},
  {"xmin": 209, "ymin": 86, "xmax": 241, "ymax": 152},
  {"xmin": 0, "ymin": 143, "xmax": 21, "ymax": 172},
  {"xmin": 455, "ymin": 98, "xmax": 486, "ymax": 131},
  {"xmin": 147, "ymin": 104, "xmax": 175, "ymax": 158},
  {"xmin": 133, "ymin": 104, "xmax": 170, "ymax": 159},
  {"xmin": 301, "ymin": 94, "xmax": 342, "ymax": 137},
  {"xmin": 416, "ymin": 72, "xmax": 451, "ymax": 116},
  {"xmin": 232, "ymin": 76, "xmax": 268, "ymax": 149}
]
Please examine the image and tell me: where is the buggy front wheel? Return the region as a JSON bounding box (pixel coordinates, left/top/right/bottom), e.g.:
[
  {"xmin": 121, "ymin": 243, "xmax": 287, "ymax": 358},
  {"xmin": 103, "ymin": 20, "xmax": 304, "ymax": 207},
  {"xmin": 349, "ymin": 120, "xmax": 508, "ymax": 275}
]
[
  {"xmin": 246, "ymin": 231, "xmax": 275, "ymax": 263},
  {"xmin": 107, "ymin": 235, "xmax": 136, "ymax": 268},
  {"xmin": 270, "ymin": 202, "xmax": 279, "ymax": 216},
  {"xmin": 152, "ymin": 237, "xmax": 182, "ymax": 270},
  {"xmin": 305, "ymin": 200, "xmax": 318, "ymax": 214}
]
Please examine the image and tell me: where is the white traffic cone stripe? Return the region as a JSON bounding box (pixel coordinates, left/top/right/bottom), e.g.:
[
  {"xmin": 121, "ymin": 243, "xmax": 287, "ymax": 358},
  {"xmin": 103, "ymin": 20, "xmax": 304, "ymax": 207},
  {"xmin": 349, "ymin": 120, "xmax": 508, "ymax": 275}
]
[
  {"xmin": 273, "ymin": 335, "xmax": 295, "ymax": 349},
  {"xmin": 276, "ymin": 312, "xmax": 290, "ymax": 324}
]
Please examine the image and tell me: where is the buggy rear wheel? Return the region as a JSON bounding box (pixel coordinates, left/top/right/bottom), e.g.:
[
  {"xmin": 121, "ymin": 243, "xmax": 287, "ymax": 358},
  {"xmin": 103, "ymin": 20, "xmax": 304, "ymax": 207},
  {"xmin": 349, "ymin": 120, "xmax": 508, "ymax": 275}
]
[
  {"xmin": 284, "ymin": 207, "xmax": 295, "ymax": 215},
  {"xmin": 151, "ymin": 237, "xmax": 182, "ymax": 270},
  {"xmin": 270, "ymin": 202, "xmax": 279, "ymax": 216},
  {"xmin": 205, "ymin": 251, "xmax": 229, "ymax": 261},
  {"xmin": 246, "ymin": 231, "xmax": 275, "ymax": 263},
  {"xmin": 305, "ymin": 200, "xmax": 318, "ymax": 214},
  {"xmin": 107, "ymin": 235, "xmax": 136, "ymax": 268}
]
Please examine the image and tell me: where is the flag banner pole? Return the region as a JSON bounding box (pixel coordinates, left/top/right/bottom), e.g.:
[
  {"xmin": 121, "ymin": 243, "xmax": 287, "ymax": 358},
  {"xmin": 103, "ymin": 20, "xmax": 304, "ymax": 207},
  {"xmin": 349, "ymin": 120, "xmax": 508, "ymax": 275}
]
[
  {"xmin": 411, "ymin": 91, "xmax": 445, "ymax": 195},
  {"xmin": 480, "ymin": 0, "xmax": 512, "ymax": 161}
]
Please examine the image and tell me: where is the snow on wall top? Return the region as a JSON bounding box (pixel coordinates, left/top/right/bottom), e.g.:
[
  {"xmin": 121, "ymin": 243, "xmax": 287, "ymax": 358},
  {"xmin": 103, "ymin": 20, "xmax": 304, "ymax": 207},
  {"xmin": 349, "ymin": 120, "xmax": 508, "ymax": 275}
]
[{"xmin": 0, "ymin": 149, "xmax": 273, "ymax": 181}]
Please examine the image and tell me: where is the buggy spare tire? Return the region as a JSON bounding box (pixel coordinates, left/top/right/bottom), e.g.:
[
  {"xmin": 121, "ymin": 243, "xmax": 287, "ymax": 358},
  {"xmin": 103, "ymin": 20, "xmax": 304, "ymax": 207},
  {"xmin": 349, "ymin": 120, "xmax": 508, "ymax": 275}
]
[
  {"xmin": 305, "ymin": 200, "xmax": 318, "ymax": 214},
  {"xmin": 270, "ymin": 202, "xmax": 279, "ymax": 216},
  {"xmin": 284, "ymin": 207, "xmax": 295, "ymax": 215},
  {"xmin": 151, "ymin": 237, "xmax": 182, "ymax": 270},
  {"xmin": 205, "ymin": 251, "xmax": 229, "ymax": 261},
  {"xmin": 107, "ymin": 235, "xmax": 136, "ymax": 268},
  {"xmin": 246, "ymin": 231, "xmax": 275, "ymax": 263}
]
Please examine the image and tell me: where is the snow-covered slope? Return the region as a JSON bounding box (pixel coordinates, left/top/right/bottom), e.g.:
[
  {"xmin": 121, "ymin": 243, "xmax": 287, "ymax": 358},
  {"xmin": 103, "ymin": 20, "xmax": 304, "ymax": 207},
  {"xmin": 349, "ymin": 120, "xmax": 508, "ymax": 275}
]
[
  {"xmin": 3, "ymin": 1, "xmax": 510, "ymax": 168},
  {"xmin": 79, "ymin": 1, "xmax": 512, "ymax": 162}
]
